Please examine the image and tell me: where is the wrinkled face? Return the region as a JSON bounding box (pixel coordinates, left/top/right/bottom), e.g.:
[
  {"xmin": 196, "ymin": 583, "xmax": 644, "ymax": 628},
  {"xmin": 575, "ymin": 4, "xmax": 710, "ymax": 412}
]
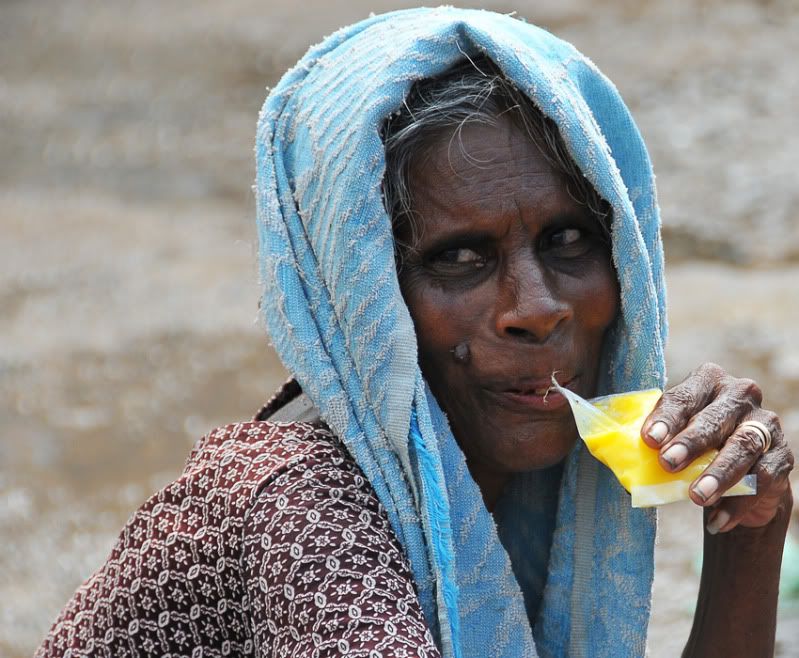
[{"xmin": 396, "ymin": 116, "xmax": 619, "ymax": 494}]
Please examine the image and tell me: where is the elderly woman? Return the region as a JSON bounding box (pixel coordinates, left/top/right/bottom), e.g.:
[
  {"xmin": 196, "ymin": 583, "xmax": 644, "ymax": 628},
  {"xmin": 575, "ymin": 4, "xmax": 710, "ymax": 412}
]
[{"xmin": 38, "ymin": 8, "xmax": 792, "ymax": 658}]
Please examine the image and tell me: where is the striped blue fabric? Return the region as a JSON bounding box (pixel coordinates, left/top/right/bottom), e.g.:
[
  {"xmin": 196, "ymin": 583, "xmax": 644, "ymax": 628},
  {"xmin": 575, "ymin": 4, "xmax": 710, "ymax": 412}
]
[{"xmin": 255, "ymin": 8, "xmax": 667, "ymax": 658}]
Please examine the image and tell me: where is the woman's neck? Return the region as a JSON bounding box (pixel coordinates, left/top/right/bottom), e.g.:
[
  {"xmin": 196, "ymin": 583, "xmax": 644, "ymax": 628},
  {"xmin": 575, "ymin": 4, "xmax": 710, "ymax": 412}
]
[{"xmin": 467, "ymin": 462, "xmax": 512, "ymax": 513}]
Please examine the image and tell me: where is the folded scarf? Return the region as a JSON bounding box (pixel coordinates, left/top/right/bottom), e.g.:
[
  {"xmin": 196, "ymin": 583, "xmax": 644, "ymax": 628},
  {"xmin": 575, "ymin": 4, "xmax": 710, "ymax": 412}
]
[{"xmin": 255, "ymin": 8, "xmax": 667, "ymax": 657}]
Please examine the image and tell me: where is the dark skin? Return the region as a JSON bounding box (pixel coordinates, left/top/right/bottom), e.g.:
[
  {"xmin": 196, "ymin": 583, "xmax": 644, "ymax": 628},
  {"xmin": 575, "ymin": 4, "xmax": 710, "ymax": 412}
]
[
  {"xmin": 396, "ymin": 116, "xmax": 794, "ymax": 656},
  {"xmin": 643, "ymin": 364, "xmax": 794, "ymax": 657},
  {"xmin": 398, "ymin": 119, "xmax": 619, "ymax": 505}
]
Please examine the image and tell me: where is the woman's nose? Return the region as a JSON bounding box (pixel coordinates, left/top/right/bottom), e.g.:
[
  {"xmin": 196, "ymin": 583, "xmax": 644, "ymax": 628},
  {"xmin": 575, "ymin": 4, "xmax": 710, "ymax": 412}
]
[{"xmin": 494, "ymin": 256, "xmax": 572, "ymax": 342}]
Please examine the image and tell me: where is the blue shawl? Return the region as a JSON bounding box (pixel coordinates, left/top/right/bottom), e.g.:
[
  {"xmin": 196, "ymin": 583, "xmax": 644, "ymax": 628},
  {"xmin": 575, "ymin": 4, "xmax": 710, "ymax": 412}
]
[{"xmin": 255, "ymin": 8, "xmax": 667, "ymax": 658}]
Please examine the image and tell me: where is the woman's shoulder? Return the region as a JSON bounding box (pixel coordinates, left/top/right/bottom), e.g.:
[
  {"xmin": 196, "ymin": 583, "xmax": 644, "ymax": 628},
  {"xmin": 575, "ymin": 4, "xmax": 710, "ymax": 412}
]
[
  {"xmin": 183, "ymin": 416, "xmax": 343, "ymax": 490},
  {"xmin": 35, "ymin": 387, "xmax": 368, "ymax": 657},
  {"xmin": 181, "ymin": 378, "xmax": 352, "ymax": 501}
]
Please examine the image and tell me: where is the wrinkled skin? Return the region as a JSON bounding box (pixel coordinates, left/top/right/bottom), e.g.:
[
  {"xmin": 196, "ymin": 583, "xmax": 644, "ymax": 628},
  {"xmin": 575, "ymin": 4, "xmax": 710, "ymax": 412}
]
[
  {"xmin": 642, "ymin": 362, "xmax": 793, "ymax": 533},
  {"xmin": 396, "ymin": 114, "xmax": 793, "ymax": 656},
  {"xmin": 396, "ymin": 116, "xmax": 618, "ymax": 507}
]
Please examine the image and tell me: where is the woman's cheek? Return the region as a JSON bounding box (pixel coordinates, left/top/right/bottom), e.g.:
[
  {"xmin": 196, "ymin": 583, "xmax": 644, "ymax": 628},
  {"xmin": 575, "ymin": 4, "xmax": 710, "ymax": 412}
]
[
  {"xmin": 404, "ymin": 285, "xmax": 484, "ymax": 402},
  {"xmin": 559, "ymin": 263, "xmax": 619, "ymax": 330},
  {"xmin": 404, "ymin": 281, "xmax": 474, "ymax": 346}
]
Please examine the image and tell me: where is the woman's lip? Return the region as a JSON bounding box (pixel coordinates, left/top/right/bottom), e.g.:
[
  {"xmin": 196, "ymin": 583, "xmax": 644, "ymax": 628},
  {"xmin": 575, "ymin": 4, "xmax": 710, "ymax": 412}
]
[
  {"xmin": 499, "ymin": 389, "xmax": 568, "ymax": 411},
  {"xmin": 494, "ymin": 376, "xmax": 577, "ymax": 412}
]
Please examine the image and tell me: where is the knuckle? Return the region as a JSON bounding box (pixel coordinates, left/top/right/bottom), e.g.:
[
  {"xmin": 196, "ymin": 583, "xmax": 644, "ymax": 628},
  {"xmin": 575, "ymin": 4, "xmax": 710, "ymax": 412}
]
[
  {"xmin": 747, "ymin": 458, "xmax": 767, "ymax": 483},
  {"xmin": 663, "ymin": 385, "xmax": 698, "ymax": 414},
  {"xmin": 720, "ymin": 395, "xmax": 757, "ymax": 432},
  {"xmin": 692, "ymin": 413, "xmax": 724, "ymax": 443},
  {"xmin": 783, "ymin": 445, "xmax": 796, "ymax": 472},
  {"xmin": 757, "ymin": 445, "xmax": 794, "ymax": 480},
  {"xmin": 735, "ymin": 377, "xmax": 763, "ymax": 405},
  {"xmin": 752, "ymin": 459, "xmax": 774, "ymax": 484},
  {"xmin": 735, "ymin": 427, "xmax": 764, "ymax": 457},
  {"xmin": 709, "ymin": 458, "xmax": 740, "ymax": 483},
  {"xmin": 713, "ymin": 396, "xmax": 741, "ymax": 425},
  {"xmin": 697, "ymin": 362, "xmax": 724, "ymax": 377},
  {"xmin": 760, "ymin": 409, "xmax": 782, "ymax": 434}
]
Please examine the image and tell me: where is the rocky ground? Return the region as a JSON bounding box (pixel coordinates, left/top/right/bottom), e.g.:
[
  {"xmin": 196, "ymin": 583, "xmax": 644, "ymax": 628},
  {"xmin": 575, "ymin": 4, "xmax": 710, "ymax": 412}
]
[{"xmin": 2, "ymin": 0, "xmax": 797, "ymax": 655}]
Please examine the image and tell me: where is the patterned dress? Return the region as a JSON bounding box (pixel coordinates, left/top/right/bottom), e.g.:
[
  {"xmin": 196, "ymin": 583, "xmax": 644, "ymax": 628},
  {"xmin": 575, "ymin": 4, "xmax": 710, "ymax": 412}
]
[{"xmin": 36, "ymin": 381, "xmax": 441, "ymax": 657}]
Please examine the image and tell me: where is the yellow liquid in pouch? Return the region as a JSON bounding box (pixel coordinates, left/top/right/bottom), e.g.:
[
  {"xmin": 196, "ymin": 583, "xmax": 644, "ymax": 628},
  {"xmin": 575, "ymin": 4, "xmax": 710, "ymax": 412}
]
[{"xmin": 554, "ymin": 384, "xmax": 756, "ymax": 507}]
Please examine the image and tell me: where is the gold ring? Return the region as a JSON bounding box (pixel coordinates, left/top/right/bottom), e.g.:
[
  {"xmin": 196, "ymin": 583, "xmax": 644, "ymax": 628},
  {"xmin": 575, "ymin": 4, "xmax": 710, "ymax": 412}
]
[{"xmin": 738, "ymin": 420, "xmax": 772, "ymax": 453}]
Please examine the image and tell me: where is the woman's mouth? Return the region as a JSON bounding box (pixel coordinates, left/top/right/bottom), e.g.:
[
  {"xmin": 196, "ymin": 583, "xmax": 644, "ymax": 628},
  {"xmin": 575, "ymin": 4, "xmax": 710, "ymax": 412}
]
[{"xmin": 497, "ymin": 376, "xmax": 577, "ymax": 412}]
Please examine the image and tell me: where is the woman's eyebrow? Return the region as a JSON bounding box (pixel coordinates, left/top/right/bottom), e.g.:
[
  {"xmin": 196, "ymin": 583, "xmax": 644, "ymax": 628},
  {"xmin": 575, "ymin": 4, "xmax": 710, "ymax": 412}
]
[
  {"xmin": 420, "ymin": 230, "xmax": 496, "ymax": 253},
  {"xmin": 545, "ymin": 209, "xmax": 598, "ymax": 225}
]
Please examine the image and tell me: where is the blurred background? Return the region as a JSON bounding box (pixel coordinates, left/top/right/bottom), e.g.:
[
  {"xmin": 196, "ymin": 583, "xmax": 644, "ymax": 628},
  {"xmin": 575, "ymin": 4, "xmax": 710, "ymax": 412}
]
[{"xmin": 2, "ymin": 0, "xmax": 797, "ymax": 655}]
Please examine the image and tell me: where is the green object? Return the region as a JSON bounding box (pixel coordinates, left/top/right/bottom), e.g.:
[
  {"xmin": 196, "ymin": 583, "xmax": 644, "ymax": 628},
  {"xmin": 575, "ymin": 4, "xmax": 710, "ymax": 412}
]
[{"xmin": 781, "ymin": 532, "xmax": 799, "ymax": 602}]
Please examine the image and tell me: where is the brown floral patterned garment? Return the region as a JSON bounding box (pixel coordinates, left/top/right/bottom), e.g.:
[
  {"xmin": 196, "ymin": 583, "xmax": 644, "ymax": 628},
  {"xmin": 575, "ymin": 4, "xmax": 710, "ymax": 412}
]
[{"xmin": 36, "ymin": 381, "xmax": 441, "ymax": 657}]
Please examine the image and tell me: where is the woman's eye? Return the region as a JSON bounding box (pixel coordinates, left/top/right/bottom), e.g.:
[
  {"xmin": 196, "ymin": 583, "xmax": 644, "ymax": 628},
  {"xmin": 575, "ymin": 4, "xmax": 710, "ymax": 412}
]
[
  {"xmin": 550, "ymin": 228, "xmax": 583, "ymax": 247},
  {"xmin": 435, "ymin": 247, "xmax": 485, "ymax": 266}
]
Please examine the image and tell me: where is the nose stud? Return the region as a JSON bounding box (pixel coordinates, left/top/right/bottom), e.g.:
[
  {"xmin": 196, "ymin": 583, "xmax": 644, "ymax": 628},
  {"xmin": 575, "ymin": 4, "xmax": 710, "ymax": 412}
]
[{"xmin": 451, "ymin": 342, "xmax": 471, "ymax": 364}]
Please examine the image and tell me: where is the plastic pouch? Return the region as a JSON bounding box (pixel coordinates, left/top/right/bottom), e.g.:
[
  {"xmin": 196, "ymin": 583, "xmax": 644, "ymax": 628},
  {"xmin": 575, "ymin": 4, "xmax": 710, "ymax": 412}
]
[{"xmin": 551, "ymin": 380, "xmax": 757, "ymax": 507}]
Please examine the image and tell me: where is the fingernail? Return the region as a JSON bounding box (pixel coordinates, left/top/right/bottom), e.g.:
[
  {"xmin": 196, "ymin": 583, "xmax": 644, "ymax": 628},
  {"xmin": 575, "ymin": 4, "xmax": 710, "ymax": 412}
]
[
  {"xmin": 706, "ymin": 509, "xmax": 730, "ymax": 535},
  {"xmin": 692, "ymin": 475, "xmax": 719, "ymax": 502},
  {"xmin": 647, "ymin": 421, "xmax": 669, "ymax": 444},
  {"xmin": 662, "ymin": 443, "xmax": 688, "ymax": 468}
]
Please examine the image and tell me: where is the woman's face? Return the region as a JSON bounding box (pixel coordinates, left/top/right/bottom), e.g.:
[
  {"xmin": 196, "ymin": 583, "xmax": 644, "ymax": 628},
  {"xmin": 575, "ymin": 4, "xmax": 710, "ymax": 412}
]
[{"xmin": 397, "ymin": 115, "xmax": 619, "ymax": 497}]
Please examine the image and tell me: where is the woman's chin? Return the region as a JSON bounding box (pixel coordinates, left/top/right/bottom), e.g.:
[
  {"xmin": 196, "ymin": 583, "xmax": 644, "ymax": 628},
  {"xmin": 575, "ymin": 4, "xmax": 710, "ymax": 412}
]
[{"xmin": 469, "ymin": 427, "xmax": 580, "ymax": 475}]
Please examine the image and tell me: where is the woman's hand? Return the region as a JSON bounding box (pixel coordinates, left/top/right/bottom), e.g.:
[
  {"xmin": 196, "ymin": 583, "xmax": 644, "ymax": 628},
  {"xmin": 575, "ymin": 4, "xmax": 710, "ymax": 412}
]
[
  {"xmin": 641, "ymin": 363, "xmax": 794, "ymax": 657},
  {"xmin": 641, "ymin": 362, "xmax": 794, "ymax": 532}
]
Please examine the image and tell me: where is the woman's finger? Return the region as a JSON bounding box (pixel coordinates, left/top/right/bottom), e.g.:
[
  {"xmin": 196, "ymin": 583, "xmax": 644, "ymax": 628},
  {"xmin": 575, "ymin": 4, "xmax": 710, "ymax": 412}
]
[
  {"xmin": 702, "ymin": 445, "xmax": 794, "ymax": 534},
  {"xmin": 641, "ymin": 363, "xmax": 745, "ymax": 449},
  {"xmin": 687, "ymin": 410, "xmax": 783, "ymax": 507},
  {"xmin": 653, "ymin": 384, "xmax": 761, "ymax": 472}
]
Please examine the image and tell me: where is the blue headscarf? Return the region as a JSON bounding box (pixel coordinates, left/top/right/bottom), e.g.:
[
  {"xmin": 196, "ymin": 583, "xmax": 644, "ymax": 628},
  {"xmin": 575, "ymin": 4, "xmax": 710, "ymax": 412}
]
[{"xmin": 255, "ymin": 8, "xmax": 667, "ymax": 658}]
